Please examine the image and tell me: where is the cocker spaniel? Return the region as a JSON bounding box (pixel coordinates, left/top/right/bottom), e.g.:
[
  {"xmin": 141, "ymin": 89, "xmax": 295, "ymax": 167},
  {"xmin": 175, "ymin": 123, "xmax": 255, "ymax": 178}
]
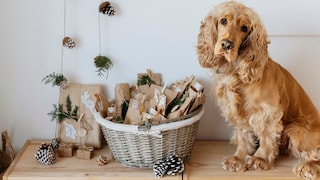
[{"xmin": 197, "ymin": 1, "xmax": 320, "ymax": 179}]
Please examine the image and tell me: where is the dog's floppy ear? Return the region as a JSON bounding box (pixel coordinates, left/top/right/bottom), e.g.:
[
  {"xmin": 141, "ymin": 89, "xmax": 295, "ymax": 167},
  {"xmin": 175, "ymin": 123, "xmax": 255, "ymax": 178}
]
[
  {"xmin": 237, "ymin": 13, "xmax": 269, "ymax": 83},
  {"xmin": 197, "ymin": 12, "xmax": 225, "ymax": 70}
]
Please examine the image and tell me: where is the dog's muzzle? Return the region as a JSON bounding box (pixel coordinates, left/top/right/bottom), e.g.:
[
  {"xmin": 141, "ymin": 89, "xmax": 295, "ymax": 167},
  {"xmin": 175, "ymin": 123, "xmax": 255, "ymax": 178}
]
[{"xmin": 221, "ymin": 39, "xmax": 234, "ymax": 51}]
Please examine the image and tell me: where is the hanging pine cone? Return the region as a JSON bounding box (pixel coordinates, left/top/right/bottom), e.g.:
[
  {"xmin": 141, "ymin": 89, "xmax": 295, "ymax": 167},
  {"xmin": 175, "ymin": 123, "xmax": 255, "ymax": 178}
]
[
  {"xmin": 96, "ymin": 155, "xmax": 108, "ymax": 166},
  {"xmin": 99, "ymin": 1, "xmax": 115, "ymax": 16},
  {"xmin": 62, "ymin": 36, "xmax": 76, "ymax": 49},
  {"xmin": 34, "ymin": 143, "xmax": 56, "ymax": 165},
  {"xmin": 152, "ymin": 154, "xmax": 184, "ymax": 178}
]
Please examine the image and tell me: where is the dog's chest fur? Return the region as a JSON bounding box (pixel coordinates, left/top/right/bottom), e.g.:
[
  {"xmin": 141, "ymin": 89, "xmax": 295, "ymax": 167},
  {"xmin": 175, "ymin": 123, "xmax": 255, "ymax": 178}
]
[{"xmin": 214, "ymin": 72, "xmax": 277, "ymax": 130}]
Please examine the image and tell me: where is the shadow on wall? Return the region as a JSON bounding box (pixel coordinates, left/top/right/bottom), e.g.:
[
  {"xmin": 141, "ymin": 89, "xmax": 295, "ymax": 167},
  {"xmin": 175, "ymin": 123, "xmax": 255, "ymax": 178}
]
[{"xmin": 195, "ymin": 77, "xmax": 232, "ymax": 141}]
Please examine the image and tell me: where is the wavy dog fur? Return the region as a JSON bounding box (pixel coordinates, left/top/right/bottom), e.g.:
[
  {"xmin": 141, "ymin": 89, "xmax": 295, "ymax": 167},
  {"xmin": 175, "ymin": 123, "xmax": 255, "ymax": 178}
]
[{"xmin": 197, "ymin": 1, "xmax": 320, "ymax": 179}]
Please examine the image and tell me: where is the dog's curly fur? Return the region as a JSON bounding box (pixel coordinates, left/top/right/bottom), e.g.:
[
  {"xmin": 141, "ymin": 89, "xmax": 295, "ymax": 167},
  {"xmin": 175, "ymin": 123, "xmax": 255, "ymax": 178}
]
[{"xmin": 197, "ymin": 1, "xmax": 320, "ymax": 179}]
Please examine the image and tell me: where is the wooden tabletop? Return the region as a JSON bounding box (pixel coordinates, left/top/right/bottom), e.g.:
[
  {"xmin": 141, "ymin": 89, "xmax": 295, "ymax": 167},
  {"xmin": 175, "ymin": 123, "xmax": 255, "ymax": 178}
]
[
  {"xmin": 5, "ymin": 140, "xmax": 316, "ymax": 180},
  {"xmin": 3, "ymin": 140, "xmax": 181, "ymax": 180},
  {"xmin": 184, "ymin": 141, "xmax": 314, "ymax": 180}
]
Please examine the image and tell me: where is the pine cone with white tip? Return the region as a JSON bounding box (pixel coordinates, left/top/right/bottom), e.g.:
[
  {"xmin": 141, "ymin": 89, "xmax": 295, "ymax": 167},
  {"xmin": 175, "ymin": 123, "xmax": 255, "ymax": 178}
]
[
  {"xmin": 50, "ymin": 138, "xmax": 60, "ymax": 150},
  {"xmin": 34, "ymin": 143, "xmax": 56, "ymax": 165},
  {"xmin": 153, "ymin": 159, "xmax": 169, "ymax": 178},
  {"xmin": 99, "ymin": 1, "xmax": 115, "ymax": 16},
  {"xmin": 165, "ymin": 155, "xmax": 184, "ymax": 176},
  {"xmin": 152, "ymin": 154, "xmax": 184, "ymax": 178},
  {"xmin": 62, "ymin": 36, "xmax": 76, "ymax": 49}
]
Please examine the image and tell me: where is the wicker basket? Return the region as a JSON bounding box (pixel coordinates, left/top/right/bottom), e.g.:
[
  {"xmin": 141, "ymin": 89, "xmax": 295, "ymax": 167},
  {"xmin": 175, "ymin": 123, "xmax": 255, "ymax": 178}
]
[{"xmin": 93, "ymin": 107, "xmax": 204, "ymax": 168}]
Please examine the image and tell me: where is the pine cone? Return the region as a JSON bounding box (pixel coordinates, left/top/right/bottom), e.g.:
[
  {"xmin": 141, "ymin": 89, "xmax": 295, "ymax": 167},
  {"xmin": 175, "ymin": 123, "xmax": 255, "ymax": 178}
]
[
  {"xmin": 50, "ymin": 138, "xmax": 60, "ymax": 150},
  {"xmin": 34, "ymin": 143, "xmax": 56, "ymax": 165},
  {"xmin": 153, "ymin": 159, "xmax": 169, "ymax": 178},
  {"xmin": 99, "ymin": 1, "xmax": 115, "ymax": 16},
  {"xmin": 152, "ymin": 154, "xmax": 184, "ymax": 178},
  {"xmin": 165, "ymin": 155, "xmax": 184, "ymax": 176},
  {"xmin": 96, "ymin": 155, "xmax": 108, "ymax": 166},
  {"xmin": 62, "ymin": 37, "xmax": 76, "ymax": 49}
]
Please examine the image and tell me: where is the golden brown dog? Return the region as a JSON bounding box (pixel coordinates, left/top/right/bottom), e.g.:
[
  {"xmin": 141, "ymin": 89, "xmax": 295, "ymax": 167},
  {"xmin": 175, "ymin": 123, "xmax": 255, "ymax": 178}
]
[{"xmin": 197, "ymin": 1, "xmax": 320, "ymax": 179}]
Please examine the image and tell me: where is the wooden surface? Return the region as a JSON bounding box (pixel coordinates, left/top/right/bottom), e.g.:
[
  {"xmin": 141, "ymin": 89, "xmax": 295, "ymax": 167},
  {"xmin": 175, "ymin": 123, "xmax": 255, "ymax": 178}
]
[
  {"xmin": 5, "ymin": 140, "xmax": 317, "ymax": 180},
  {"xmin": 184, "ymin": 141, "xmax": 319, "ymax": 180},
  {"xmin": 3, "ymin": 140, "xmax": 181, "ymax": 180}
]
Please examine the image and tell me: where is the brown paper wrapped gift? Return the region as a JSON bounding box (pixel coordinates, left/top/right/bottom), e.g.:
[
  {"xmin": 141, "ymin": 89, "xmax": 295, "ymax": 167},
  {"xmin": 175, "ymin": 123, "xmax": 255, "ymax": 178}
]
[
  {"xmin": 115, "ymin": 83, "xmax": 130, "ymax": 117},
  {"xmin": 57, "ymin": 144, "xmax": 73, "ymax": 157},
  {"xmin": 57, "ymin": 84, "xmax": 102, "ymax": 148},
  {"xmin": 76, "ymin": 146, "xmax": 94, "ymax": 160},
  {"xmin": 137, "ymin": 69, "xmax": 162, "ymax": 86},
  {"xmin": 124, "ymin": 98, "xmax": 145, "ymax": 125}
]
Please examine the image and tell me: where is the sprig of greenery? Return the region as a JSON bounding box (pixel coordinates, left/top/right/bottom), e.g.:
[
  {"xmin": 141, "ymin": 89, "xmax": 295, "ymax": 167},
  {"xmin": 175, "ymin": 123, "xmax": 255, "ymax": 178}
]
[
  {"xmin": 137, "ymin": 75, "xmax": 155, "ymax": 86},
  {"xmin": 94, "ymin": 55, "xmax": 113, "ymax": 77},
  {"xmin": 48, "ymin": 95, "xmax": 79, "ymax": 123},
  {"xmin": 42, "ymin": 72, "xmax": 67, "ymax": 88}
]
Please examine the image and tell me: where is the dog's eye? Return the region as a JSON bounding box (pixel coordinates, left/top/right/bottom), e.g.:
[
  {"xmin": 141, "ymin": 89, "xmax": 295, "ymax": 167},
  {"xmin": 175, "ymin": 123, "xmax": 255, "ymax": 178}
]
[
  {"xmin": 220, "ymin": 18, "xmax": 227, "ymax": 25},
  {"xmin": 240, "ymin": 25, "xmax": 248, "ymax": 32}
]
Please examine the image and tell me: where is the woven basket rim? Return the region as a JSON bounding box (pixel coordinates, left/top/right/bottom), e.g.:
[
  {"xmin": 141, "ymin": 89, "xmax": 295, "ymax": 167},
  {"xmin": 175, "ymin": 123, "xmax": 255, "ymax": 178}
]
[{"xmin": 93, "ymin": 107, "xmax": 204, "ymax": 133}]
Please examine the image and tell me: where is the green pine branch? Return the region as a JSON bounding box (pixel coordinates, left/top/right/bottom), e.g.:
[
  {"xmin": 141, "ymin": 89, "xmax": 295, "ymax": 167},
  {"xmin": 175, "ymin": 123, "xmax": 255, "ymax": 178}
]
[
  {"xmin": 42, "ymin": 72, "xmax": 67, "ymax": 87},
  {"xmin": 94, "ymin": 55, "xmax": 113, "ymax": 77},
  {"xmin": 48, "ymin": 95, "xmax": 79, "ymax": 123},
  {"xmin": 137, "ymin": 75, "xmax": 155, "ymax": 86}
]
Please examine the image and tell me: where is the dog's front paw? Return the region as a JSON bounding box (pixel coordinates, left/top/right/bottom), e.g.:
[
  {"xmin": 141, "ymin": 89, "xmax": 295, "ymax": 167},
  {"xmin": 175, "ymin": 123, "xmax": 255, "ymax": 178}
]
[
  {"xmin": 293, "ymin": 162, "xmax": 317, "ymax": 180},
  {"xmin": 246, "ymin": 156, "xmax": 270, "ymax": 171},
  {"xmin": 222, "ymin": 156, "xmax": 247, "ymax": 172}
]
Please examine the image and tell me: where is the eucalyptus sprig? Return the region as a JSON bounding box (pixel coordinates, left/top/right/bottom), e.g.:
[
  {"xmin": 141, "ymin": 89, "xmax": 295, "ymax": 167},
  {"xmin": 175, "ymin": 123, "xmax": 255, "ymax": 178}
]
[{"xmin": 94, "ymin": 55, "xmax": 113, "ymax": 77}]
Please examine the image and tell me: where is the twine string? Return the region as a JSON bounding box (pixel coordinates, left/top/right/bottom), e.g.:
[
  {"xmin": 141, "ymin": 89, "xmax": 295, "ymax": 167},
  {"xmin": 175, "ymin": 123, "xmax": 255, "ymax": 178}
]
[
  {"xmin": 56, "ymin": 0, "xmax": 67, "ymax": 139},
  {"xmin": 98, "ymin": 0, "xmax": 102, "ymax": 55},
  {"xmin": 98, "ymin": 0, "xmax": 110, "ymax": 80},
  {"xmin": 60, "ymin": 0, "xmax": 67, "ymax": 74}
]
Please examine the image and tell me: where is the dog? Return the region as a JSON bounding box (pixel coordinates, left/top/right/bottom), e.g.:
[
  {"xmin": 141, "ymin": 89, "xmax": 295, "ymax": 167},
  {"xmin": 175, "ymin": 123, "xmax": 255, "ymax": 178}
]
[{"xmin": 197, "ymin": 1, "xmax": 320, "ymax": 179}]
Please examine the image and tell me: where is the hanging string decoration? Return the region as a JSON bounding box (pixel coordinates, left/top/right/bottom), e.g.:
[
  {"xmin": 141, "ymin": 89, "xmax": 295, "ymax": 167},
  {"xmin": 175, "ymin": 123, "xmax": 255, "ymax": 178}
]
[
  {"xmin": 99, "ymin": 1, "xmax": 115, "ymax": 16},
  {"xmin": 42, "ymin": 72, "xmax": 68, "ymax": 89},
  {"xmin": 94, "ymin": 55, "xmax": 113, "ymax": 77},
  {"xmin": 94, "ymin": 1, "xmax": 114, "ymax": 78},
  {"xmin": 62, "ymin": 0, "xmax": 76, "ymax": 49},
  {"xmin": 62, "ymin": 36, "xmax": 76, "ymax": 49}
]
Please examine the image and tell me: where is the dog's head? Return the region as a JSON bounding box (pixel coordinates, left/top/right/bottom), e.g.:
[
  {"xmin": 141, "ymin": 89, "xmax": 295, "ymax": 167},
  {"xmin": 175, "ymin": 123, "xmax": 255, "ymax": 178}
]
[{"xmin": 197, "ymin": 1, "xmax": 269, "ymax": 83}]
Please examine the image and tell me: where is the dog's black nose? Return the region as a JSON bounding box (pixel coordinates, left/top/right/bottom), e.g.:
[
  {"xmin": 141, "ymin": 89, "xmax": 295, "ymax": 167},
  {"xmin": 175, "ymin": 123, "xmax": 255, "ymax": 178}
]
[{"xmin": 221, "ymin": 39, "xmax": 234, "ymax": 50}]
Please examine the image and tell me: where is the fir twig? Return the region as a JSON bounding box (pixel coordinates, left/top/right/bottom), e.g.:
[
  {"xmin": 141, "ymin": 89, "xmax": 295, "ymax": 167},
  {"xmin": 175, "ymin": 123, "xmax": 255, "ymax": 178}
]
[
  {"xmin": 94, "ymin": 55, "xmax": 113, "ymax": 77},
  {"xmin": 42, "ymin": 72, "xmax": 68, "ymax": 88},
  {"xmin": 42, "ymin": 72, "xmax": 67, "ymax": 87},
  {"xmin": 48, "ymin": 95, "xmax": 79, "ymax": 123},
  {"xmin": 137, "ymin": 75, "xmax": 155, "ymax": 86}
]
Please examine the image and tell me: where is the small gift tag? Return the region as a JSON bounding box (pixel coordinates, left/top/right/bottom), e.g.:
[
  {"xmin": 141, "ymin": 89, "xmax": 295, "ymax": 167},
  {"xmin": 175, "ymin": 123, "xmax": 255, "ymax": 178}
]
[{"xmin": 106, "ymin": 104, "xmax": 116, "ymax": 120}]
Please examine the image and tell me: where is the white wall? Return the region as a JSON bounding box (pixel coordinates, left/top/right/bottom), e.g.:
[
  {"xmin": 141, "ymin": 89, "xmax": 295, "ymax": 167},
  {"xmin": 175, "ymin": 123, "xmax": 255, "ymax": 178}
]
[{"xmin": 0, "ymin": 0, "xmax": 320, "ymax": 152}]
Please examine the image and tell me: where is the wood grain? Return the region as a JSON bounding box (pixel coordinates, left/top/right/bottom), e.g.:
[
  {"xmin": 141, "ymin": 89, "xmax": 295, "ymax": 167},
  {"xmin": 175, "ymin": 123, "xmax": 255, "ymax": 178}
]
[
  {"xmin": 184, "ymin": 141, "xmax": 314, "ymax": 180},
  {"xmin": 3, "ymin": 140, "xmax": 181, "ymax": 180}
]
